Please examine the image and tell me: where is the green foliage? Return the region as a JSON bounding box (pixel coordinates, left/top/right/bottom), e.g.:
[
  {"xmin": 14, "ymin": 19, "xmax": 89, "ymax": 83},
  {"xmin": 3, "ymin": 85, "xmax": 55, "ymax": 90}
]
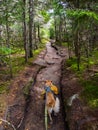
[
  {"xmin": 12, "ymin": 56, "xmax": 25, "ymax": 74},
  {"xmin": 66, "ymin": 9, "xmax": 98, "ymax": 22},
  {"xmin": 40, "ymin": 10, "xmax": 50, "ymax": 22},
  {"xmin": 40, "ymin": 38, "xmax": 49, "ymax": 49},
  {"xmin": 81, "ymin": 78, "xmax": 98, "ymax": 108},
  {"xmin": 66, "ymin": 57, "xmax": 91, "ymax": 72},
  {"xmin": 53, "ymin": 0, "xmax": 65, "ymax": 15},
  {"xmin": 0, "ymin": 47, "xmax": 11, "ymax": 55},
  {"xmin": 66, "ymin": 57, "xmax": 79, "ymax": 71},
  {"xmin": 0, "ymin": 85, "xmax": 7, "ymax": 94},
  {"xmin": 91, "ymin": 50, "xmax": 98, "ymax": 64},
  {"xmin": 66, "ymin": 57, "xmax": 77, "ymax": 67},
  {"xmin": 40, "ymin": 28, "xmax": 50, "ymax": 39},
  {"xmin": 0, "ymin": 47, "xmax": 12, "ymax": 66},
  {"xmin": 49, "ymin": 27, "xmax": 55, "ymax": 39},
  {"xmin": 33, "ymin": 48, "xmax": 43, "ymax": 58},
  {"xmin": 61, "ymin": 42, "xmax": 68, "ymax": 47}
]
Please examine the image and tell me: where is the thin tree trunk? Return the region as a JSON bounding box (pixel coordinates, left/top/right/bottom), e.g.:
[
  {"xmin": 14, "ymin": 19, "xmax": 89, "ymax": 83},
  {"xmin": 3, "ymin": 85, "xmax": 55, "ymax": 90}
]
[
  {"xmin": 63, "ymin": 16, "xmax": 66, "ymax": 42},
  {"xmin": 23, "ymin": 0, "xmax": 28, "ymax": 62},
  {"xmin": 0, "ymin": 26, "xmax": 2, "ymax": 43},
  {"xmin": 5, "ymin": 1, "xmax": 13, "ymax": 78},
  {"xmin": 54, "ymin": 16, "xmax": 58, "ymax": 42},
  {"xmin": 59, "ymin": 19, "xmax": 61, "ymax": 45},
  {"xmin": 77, "ymin": 31, "xmax": 80, "ymax": 71},
  {"xmin": 38, "ymin": 24, "xmax": 41, "ymax": 43},
  {"xmin": 34, "ymin": 23, "xmax": 38, "ymax": 49},
  {"xmin": 29, "ymin": 0, "xmax": 33, "ymax": 57},
  {"xmin": 74, "ymin": 0, "xmax": 80, "ymax": 71}
]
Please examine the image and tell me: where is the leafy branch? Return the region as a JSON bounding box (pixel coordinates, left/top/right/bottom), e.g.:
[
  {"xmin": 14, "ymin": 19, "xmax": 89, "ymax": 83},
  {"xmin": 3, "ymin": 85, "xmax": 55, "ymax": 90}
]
[{"xmin": 66, "ymin": 9, "xmax": 98, "ymax": 22}]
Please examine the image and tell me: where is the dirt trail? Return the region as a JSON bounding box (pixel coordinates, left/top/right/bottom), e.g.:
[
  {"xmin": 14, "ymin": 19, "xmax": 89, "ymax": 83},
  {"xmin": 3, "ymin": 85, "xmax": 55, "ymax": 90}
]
[
  {"xmin": 18, "ymin": 42, "xmax": 68, "ymax": 130},
  {"xmin": 0, "ymin": 42, "xmax": 69, "ymax": 130}
]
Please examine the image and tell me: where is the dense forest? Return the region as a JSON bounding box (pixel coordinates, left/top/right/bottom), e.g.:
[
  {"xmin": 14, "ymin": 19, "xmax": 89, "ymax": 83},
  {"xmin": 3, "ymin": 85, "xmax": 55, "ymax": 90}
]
[
  {"xmin": 0, "ymin": 0, "xmax": 98, "ymax": 75},
  {"xmin": 0, "ymin": 0, "xmax": 98, "ymax": 130}
]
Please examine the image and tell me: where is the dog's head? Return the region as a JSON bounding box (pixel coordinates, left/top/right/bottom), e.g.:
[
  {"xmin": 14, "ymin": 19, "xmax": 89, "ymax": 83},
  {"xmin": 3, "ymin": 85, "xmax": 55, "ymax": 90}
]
[{"xmin": 45, "ymin": 80, "xmax": 52, "ymax": 87}]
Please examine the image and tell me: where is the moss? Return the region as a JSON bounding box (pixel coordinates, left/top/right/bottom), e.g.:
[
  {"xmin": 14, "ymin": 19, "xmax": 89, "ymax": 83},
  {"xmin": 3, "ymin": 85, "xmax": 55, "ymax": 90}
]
[
  {"xmin": 66, "ymin": 57, "xmax": 77, "ymax": 67},
  {"xmin": 81, "ymin": 79, "xmax": 98, "ymax": 108},
  {"xmin": 12, "ymin": 56, "xmax": 25, "ymax": 74},
  {"xmin": 34, "ymin": 48, "xmax": 43, "ymax": 56},
  {"xmin": 66, "ymin": 56, "xmax": 98, "ymax": 108},
  {"xmin": 66, "ymin": 57, "xmax": 85, "ymax": 73},
  {"xmin": 0, "ymin": 85, "xmax": 7, "ymax": 94},
  {"xmin": 61, "ymin": 42, "xmax": 68, "ymax": 47},
  {"xmin": 23, "ymin": 78, "xmax": 34, "ymax": 97},
  {"xmin": 0, "ymin": 82, "xmax": 10, "ymax": 94}
]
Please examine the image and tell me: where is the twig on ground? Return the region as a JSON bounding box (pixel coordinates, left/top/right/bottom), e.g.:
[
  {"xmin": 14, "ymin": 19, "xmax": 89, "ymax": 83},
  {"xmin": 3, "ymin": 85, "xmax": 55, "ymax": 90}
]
[{"xmin": 0, "ymin": 118, "xmax": 16, "ymax": 130}]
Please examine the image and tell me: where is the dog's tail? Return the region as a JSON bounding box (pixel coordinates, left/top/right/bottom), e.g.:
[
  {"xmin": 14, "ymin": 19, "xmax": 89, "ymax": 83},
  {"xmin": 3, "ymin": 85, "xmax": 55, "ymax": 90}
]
[{"xmin": 53, "ymin": 97, "xmax": 60, "ymax": 113}]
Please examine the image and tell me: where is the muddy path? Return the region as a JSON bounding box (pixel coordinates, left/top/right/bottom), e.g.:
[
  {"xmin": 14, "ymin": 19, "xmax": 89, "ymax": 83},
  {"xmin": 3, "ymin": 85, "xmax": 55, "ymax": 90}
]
[
  {"xmin": 17, "ymin": 42, "xmax": 69, "ymax": 130},
  {"xmin": 0, "ymin": 42, "xmax": 69, "ymax": 130}
]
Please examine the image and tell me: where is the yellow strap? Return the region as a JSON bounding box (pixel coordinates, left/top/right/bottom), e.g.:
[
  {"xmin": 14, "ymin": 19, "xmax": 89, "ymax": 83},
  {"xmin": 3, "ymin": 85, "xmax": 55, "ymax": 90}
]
[{"xmin": 51, "ymin": 85, "xmax": 58, "ymax": 94}]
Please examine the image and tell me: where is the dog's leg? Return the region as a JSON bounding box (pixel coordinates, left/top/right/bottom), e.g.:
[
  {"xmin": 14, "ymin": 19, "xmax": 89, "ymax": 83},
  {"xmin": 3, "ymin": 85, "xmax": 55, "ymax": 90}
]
[{"xmin": 48, "ymin": 108, "xmax": 53, "ymax": 124}]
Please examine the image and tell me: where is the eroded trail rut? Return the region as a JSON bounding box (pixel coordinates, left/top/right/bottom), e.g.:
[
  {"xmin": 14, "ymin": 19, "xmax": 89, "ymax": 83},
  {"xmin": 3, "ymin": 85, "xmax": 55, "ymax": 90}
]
[{"xmin": 19, "ymin": 42, "xmax": 68, "ymax": 130}]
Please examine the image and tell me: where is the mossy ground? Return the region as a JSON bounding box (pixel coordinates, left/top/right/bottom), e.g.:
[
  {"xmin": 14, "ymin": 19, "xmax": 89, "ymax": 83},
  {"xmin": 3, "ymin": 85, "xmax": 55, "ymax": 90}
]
[
  {"xmin": 65, "ymin": 53, "xmax": 98, "ymax": 109},
  {"xmin": 80, "ymin": 74, "xmax": 98, "ymax": 108},
  {"xmin": 0, "ymin": 40, "xmax": 47, "ymax": 94},
  {"xmin": 0, "ymin": 41, "xmax": 46, "ymax": 118}
]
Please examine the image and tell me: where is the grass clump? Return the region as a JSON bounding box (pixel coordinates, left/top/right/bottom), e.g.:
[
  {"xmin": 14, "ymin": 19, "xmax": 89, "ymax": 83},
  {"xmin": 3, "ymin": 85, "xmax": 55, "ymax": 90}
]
[
  {"xmin": 12, "ymin": 56, "xmax": 25, "ymax": 74},
  {"xmin": 66, "ymin": 57, "xmax": 85, "ymax": 72},
  {"xmin": 23, "ymin": 78, "xmax": 34, "ymax": 97},
  {"xmin": 0, "ymin": 85, "xmax": 7, "ymax": 94},
  {"xmin": 0, "ymin": 82, "xmax": 10, "ymax": 94}
]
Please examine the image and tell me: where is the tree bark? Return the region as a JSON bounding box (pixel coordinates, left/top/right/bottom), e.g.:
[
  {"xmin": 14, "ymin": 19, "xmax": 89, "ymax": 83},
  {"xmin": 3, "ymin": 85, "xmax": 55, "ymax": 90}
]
[
  {"xmin": 54, "ymin": 16, "xmax": 58, "ymax": 42},
  {"xmin": 29, "ymin": 0, "xmax": 33, "ymax": 57},
  {"xmin": 34, "ymin": 23, "xmax": 38, "ymax": 49},
  {"xmin": 23, "ymin": 0, "xmax": 28, "ymax": 62},
  {"xmin": 59, "ymin": 15, "xmax": 62, "ymax": 45},
  {"xmin": 38, "ymin": 24, "xmax": 41, "ymax": 43},
  {"xmin": 5, "ymin": 0, "xmax": 13, "ymax": 78}
]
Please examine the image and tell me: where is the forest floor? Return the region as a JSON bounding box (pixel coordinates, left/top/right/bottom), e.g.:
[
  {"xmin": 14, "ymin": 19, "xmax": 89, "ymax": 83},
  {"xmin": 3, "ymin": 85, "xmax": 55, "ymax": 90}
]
[{"xmin": 0, "ymin": 42, "xmax": 98, "ymax": 130}]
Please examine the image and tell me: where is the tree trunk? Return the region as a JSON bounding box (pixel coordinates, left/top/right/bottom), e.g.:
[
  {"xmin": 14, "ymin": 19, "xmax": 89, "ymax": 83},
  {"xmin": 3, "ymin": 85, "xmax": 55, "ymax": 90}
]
[
  {"xmin": 34, "ymin": 23, "xmax": 38, "ymax": 49},
  {"xmin": 0, "ymin": 26, "xmax": 2, "ymax": 44},
  {"xmin": 54, "ymin": 15, "xmax": 58, "ymax": 42},
  {"xmin": 59, "ymin": 15, "xmax": 62, "ymax": 45},
  {"xmin": 74, "ymin": 0, "xmax": 80, "ymax": 71},
  {"xmin": 5, "ymin": 0, "xmax": 13, "ymax": 78},
  {"xmin": 23, "ymin": 0, "xmax": 28, "ymax": 62},
  {"xmin": 38, "ymin": 24, "xmax": 41, "ymax": 43},
  {"xmin": 29, "ymin": 0, "xmax": 33, "ymax": 57}
]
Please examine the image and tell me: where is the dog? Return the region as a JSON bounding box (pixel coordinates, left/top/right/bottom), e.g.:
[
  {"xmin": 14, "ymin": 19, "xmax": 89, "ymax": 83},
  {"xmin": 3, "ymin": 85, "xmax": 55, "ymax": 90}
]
[
  {"xmin": 44, "ymin": 80, "xmax": 60, "ymax": 123},
  {"xmin": 45, "ymin": 80, "xmax": 59, "ymax": 95}
]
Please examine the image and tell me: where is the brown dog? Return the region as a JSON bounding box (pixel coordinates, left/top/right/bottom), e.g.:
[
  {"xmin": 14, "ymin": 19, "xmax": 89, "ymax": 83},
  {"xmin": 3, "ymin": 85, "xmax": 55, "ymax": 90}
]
[{"xmin": 45, "ymin": 81, "xmax": 60, "ymax": 123}]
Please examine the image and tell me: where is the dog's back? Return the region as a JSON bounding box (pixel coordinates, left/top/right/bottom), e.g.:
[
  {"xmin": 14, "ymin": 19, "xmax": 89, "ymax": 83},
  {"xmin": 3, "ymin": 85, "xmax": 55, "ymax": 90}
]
[
  {"xmin": 46, "ymin": 92, "xmax": 55, "ymax": 108},
  {"xmin": 46, "ymin": 91, "xmax": 60, "ymax": 114},
  {"xmin": 46, "ymin": 91, "xmax": 60, "ymax": 123}
]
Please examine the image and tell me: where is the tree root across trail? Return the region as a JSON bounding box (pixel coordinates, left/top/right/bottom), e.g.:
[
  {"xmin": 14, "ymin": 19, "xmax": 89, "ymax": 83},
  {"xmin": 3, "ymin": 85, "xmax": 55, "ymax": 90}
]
[{"xmin": 1, "ymin": 42, "xmax": 69, "ymax": 130}]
